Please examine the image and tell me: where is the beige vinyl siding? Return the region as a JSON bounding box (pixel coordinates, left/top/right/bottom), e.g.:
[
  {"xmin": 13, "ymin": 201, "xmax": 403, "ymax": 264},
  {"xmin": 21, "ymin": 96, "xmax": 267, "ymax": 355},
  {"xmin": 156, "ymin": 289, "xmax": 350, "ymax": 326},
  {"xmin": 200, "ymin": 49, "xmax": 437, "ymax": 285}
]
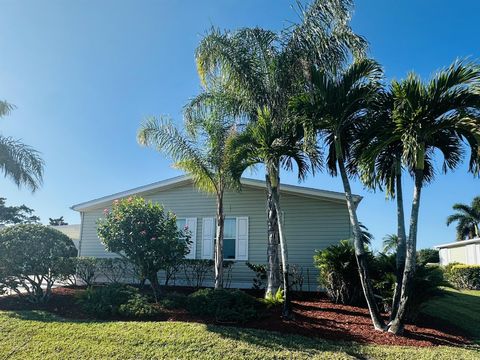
[{"xmin": 79, "ymin": 182, "xmax": 351, "ymax": 290}]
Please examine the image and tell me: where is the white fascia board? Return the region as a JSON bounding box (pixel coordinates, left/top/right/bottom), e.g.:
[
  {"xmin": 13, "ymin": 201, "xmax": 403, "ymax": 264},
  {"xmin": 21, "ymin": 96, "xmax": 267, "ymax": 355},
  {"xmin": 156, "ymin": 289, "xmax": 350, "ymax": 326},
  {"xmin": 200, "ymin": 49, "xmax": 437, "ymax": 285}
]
[{"xmin": 435, "ymin": 238, "xmax": 480, "ymax": 249}]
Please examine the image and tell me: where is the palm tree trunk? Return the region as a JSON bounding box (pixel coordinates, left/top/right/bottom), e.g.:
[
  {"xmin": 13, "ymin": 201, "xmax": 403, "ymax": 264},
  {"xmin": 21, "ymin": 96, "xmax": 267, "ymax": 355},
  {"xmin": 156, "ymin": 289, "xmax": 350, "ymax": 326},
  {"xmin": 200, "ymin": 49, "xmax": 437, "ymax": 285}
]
[
  {"xmin": 390, "ymin": 159, "xmax": 407, "ymax": 321},
  {"xmin": 474, "ymin": 223, "xmax": 480, "ymax": 238},
  {"xmin": 388, "ymin": 169, "xmax": 423, "ymax": 334},
  {"xmin": 266, "ymin": 174, "xmax": 281, "ymax": 297},
  {"xmin": 336, "ymin": 141, "xmax": 386, "ymax": 331},
  {"xmin": 268, "ymin": 164, "xmax": 293, "ymax": 319},
  {"xmin": 214, "ymin": 192, "xmax": 224, "ymax": 289}
]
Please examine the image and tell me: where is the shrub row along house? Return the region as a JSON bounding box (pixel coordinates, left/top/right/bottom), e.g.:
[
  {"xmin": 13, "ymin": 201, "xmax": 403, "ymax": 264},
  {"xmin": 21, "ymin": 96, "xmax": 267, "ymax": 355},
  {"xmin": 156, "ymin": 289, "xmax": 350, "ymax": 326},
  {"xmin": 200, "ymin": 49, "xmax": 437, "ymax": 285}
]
[{"xmin": 71, "ymin": 175, "xmax": 357, "ymax": 290}]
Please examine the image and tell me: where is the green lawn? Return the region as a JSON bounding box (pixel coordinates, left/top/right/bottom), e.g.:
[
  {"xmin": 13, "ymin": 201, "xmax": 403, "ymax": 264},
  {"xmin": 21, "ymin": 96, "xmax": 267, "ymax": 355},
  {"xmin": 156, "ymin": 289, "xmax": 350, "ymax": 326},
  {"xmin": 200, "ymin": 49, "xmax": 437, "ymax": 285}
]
[
  {"xmin": 0, "ymin": 309, "xmax": 479, "ymax": 360},
  {"xmin": 422, "ymin": 288, "xmax": 480, "ymax": 344}
]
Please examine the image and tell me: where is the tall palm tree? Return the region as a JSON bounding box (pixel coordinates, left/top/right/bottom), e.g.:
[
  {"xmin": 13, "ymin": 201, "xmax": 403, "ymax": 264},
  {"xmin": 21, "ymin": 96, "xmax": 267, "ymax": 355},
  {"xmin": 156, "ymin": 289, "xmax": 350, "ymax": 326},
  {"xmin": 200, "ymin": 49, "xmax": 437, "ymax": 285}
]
[
  {"xmin": 194, "ymin": 0, "xmax": 365, "ymax": 309},
  {"xmin": 446, "ymin": 196, "xmax": 480, "ymax": 240},
  {"xmin": 357, "ymin": 91, "xmax": 409, "ymax": 321},
  {"xmin": 138, "ymin": 114, "xmax": 244, "ymax": 289},
  {"xmin": 385, "ymin": 60, "xmax": 480, "ymax": 334},
  {"xmin": 0, "ymin": 101, "xmax": 44, "ymax": 192},
  {"xmin": 292, "ymin": 58, "xmax": 387, "ymax": 330},
  {"xmin": 228, "ymin": 107, "xmax": 320, "ymax": 317}
]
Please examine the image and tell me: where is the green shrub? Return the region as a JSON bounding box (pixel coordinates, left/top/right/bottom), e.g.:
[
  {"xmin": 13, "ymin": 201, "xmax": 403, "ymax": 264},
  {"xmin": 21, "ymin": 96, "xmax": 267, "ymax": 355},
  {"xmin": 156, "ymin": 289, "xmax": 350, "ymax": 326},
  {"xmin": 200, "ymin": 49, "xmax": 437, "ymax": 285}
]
[
  {"xmin": 443, "ymin": 262, "xmax": 461, "ymax": 279},
  {"xmin": 97, "ymin": 197, "xmax": 191, "ymax": 301},
  {"xmin": 187, "ymin": 288, "xmax": 262, "ymax": 323},
  {"xmin": 182, "ymin": 259, "xmax": 214, "ymax": 288},
  {"xmin": 246, "ymin": 262, "xmax": 267, "ymax": 290},
  {"xmin": 289, "ymin": 264, "xmax": 305, "ymax": 292},
  {"xmin": 314, "ymin": 240, "xmax": 364, "ymax": 305},
  {"xmin": 314, "ymin": 240, "xmax": 445, "ymax": 321},
  {"xmin": 406, "ymin": 264, "xmax": 445, "ymax": 321},
  {"xmin": 447, "ymin": 264, "xmax": 480, "ymax": 290},
  {"xmin": 0, "ymin": 224, "xmax": 77, "ymax": 303},
  {"xmin": 75, "ymin": 257, "xmax": 100, "ymax": 286},
  {"xmin": 262, "ymin": 288, "xmax": 284, "ymax": 308},
  {"xmin": 159, "ymin": 292, "xmax": 189, "ymax": 309},
  {"xmin": 417, "ymin": 248, "xmax": 440, "ymax": 265},
  {"xmin": 77, "ymin": 284, "xmax": 139, "ymax": 318},
  {"xmin": 373, "ymin": 259, "xmax": 445, "ymax": 320},
  {"xmin": 97, "ymin": 258, "xmax": 132, "ymax": 284},
  {"xmin": 118, "ymin": 294, "xmax": 157, "ymax": 318}
]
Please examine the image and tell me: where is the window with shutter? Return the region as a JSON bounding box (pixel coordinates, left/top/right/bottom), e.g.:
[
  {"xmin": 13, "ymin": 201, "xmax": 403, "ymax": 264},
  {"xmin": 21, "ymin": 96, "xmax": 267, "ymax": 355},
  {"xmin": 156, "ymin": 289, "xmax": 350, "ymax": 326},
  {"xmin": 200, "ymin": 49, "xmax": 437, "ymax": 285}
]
[
  {"xmin": 202, "ymin": 217, "xmax": 214, "ymax": 259},
  {"xmin": 236, "ymin": 217, "xmax": 249, "ymax": 261},
  {"xmin": 176, "ymin": 218, "xmax": 197, "ymax": 259}
]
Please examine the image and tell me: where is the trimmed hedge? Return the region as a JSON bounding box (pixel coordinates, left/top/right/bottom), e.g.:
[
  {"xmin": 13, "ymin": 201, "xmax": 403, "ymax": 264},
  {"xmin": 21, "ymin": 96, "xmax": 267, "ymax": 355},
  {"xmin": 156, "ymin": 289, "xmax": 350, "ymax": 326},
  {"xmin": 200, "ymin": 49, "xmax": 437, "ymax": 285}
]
[
  {"xmin": 187, "ymin": 288, "xmax": 263, "ymax": 323},
  {"xmin": 77, "ymin": 284, "xmax": 157, "ymax": 319},
  {"xmin": 446, "ymin": 264, "xmax": 480, "ymax": 290}
]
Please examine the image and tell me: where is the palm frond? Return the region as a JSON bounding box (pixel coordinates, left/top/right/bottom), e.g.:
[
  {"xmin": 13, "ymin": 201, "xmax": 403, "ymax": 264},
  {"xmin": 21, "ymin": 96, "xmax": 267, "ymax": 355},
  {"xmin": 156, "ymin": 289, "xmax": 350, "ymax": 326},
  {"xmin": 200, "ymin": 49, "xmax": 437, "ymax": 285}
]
[
  {"xmin": 0, "ymin": 135, "xmax": 44, "ymax": 192},
  {"xmin": 0, "ymin": 101, "xmax": 15, "ymax": 117},
  {"xmin": 137, "ymin": 117, "xmax": 216, "ymax": 192}
]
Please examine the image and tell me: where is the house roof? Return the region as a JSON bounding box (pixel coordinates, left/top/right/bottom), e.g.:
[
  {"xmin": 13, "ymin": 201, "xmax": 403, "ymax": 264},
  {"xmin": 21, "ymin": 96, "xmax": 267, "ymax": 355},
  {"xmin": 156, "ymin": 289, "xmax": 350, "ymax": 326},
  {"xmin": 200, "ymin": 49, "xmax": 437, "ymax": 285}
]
[
  {"xmin": 49, "ymin": 224, "xmax": 81, "ymax": 241},
  {"xmin": 71, "ymin": 174, "xmax": 362, "ymax": 212},
  {"xmin": 435, "ymin": 237, "xmax": 480, "ymax": 249}
]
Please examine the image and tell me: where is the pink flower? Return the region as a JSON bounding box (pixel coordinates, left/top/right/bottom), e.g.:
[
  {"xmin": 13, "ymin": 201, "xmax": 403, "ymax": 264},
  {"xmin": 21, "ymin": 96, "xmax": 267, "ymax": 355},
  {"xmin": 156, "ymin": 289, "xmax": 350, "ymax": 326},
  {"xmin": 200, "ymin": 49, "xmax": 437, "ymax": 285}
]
[
  {"xmin": 140, "ymin": 230, "xmax": 147, "ymax": 236},
  {"xmin": 103, "ymin": 208, "xmax": 109, "ymax": 214},
  {"xmin": 184, "ymin": 225, "xmax": 189, "ymax": 230},
  {"xmin": 150, "ymin": 237, "xmax": 157, "ymax": 241}
]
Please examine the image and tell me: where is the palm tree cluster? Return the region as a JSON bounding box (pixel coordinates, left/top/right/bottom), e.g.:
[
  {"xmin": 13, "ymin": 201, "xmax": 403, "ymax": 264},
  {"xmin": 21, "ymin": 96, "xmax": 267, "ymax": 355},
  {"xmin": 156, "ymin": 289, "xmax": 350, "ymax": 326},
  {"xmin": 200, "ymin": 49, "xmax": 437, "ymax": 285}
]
[{"xmin": 138, "ymin": 0, "xmax": 480, "ymax": 334}]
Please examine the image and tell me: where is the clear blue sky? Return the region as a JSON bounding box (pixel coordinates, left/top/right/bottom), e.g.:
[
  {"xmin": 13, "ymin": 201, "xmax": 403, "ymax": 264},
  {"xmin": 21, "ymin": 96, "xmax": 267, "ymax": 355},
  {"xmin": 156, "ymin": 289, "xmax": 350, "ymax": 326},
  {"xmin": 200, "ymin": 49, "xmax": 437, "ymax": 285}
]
[{"xmin": 0, "ymin": 0, "xmax": 479, "ymax": 251}]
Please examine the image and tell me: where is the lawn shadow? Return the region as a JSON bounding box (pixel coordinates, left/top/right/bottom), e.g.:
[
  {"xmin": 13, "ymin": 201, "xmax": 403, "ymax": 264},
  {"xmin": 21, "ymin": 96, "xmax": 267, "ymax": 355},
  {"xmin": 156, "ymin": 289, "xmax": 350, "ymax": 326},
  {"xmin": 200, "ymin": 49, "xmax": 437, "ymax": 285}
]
[
  {"xmin": 3, "ymin": 310, "xmax": 103, "ymax": 324},
  {"xmin": 204, "ymin": 323, "xmax": 368, "ymax": 359}
]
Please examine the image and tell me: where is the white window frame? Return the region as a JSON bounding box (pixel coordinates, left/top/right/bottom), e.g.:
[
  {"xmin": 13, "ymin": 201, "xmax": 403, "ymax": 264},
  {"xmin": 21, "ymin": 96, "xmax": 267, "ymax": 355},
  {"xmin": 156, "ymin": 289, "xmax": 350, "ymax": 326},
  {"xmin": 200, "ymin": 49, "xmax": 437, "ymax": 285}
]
[
  {"xmin": 223, "ymin": 217, "xmax": 237, "ymax": 261},
  {"xmin": 204, "ymin": 216, "xmax": 248, "ymax": 261},
  {"xmin": 176, "ymin": 217, "xmax": 197, "ymax": 259}
]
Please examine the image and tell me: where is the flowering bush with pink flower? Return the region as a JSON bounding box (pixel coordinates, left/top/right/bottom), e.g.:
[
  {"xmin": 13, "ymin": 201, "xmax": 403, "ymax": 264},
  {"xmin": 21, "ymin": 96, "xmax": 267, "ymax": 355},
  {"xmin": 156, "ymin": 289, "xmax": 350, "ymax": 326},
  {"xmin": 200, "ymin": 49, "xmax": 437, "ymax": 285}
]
[{"xmin": 97, "ymin": 196, "xmax": 191, "ymax": 301}]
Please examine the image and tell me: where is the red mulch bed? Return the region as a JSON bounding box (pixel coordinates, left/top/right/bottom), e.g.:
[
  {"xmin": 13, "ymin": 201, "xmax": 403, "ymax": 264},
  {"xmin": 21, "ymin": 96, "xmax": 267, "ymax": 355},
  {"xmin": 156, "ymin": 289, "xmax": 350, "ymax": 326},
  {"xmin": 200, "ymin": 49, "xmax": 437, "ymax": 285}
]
[{"xmin": 0, "ymin": 287, "xmax": 472, "ymax": 347}]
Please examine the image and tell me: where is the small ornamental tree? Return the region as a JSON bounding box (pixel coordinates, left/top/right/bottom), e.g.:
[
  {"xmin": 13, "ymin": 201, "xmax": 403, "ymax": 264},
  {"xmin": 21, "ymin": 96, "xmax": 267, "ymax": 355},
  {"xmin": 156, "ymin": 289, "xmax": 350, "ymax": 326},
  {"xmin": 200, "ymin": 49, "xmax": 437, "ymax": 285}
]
[
  {"xmin": 97, "ymin": 197, "xmax": 191, "ymax": 301},
  {"xmin": 0, "ymin": 224, "xmax": 77, "ymax": 303}
]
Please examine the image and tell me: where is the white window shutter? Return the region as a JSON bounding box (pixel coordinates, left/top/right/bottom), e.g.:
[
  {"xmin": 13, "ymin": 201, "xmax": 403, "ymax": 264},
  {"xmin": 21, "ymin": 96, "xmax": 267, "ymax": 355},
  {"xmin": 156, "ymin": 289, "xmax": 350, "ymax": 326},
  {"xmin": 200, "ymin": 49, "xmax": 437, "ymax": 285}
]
[
  {"xmin": 185, "ymin": 218, "xmax": 197, "ymax": 259},
  {"xmin": 202, "ymin": 217, "xmax": 215, "ymax": 259},
  {"xmin": 236, "ymin": 217, "xmax": 249, "ymax": 261}
]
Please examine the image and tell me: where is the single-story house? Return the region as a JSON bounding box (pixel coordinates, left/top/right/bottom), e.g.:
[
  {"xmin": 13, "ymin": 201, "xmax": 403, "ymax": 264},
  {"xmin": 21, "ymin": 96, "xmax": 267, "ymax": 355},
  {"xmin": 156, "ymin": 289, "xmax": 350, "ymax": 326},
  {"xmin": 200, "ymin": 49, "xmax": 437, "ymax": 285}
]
[
  {"xmin": 436, "ymin": 238, "xmax": 480, "ymax": 266},
  {"xmin": 71, "ymin": 175, "xmax": 359, "ymax": 290},
  {"xmin": 49, "ymin": 224, "xmax": 81, "ymax": 250}
]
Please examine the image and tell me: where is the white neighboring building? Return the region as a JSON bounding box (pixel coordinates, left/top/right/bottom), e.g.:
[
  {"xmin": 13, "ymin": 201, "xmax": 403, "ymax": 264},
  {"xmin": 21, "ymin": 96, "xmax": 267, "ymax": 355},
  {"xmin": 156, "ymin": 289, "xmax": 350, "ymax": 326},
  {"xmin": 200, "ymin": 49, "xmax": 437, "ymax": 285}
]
[
  {"xmin": 436, "ymin": 238, "xmax": 480, "ymax": 265},
  {"xmin": 50, "ymin": 224, "xmax": 81, "ymax": 250}
]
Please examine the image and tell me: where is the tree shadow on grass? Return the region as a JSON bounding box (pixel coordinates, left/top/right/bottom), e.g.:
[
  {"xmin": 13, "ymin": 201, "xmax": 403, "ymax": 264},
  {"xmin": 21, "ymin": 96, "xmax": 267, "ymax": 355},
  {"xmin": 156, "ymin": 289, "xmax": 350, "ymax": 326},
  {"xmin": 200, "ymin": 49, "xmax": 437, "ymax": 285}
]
[
  {"xmin": 420, "ymin": 288, "xmax": 480, "ymax": 343},
  {"xmin": 204, "ymin": 324, "xmax": 370, "ymax": 359},
  {"xmin": 3, "ymin": 310, "xmax": 102, "ymax": 324}
]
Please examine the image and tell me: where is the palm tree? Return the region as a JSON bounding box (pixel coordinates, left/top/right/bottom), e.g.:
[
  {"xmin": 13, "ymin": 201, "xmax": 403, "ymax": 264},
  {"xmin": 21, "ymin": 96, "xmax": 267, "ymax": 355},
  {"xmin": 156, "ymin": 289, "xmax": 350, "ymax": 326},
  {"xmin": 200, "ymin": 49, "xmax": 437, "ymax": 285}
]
[
  {"xmin": 385, "ymin": 60, "xmax": 480, "ymax": 334},
  {"xmin": 138, "ymin": 114, "xmax": 243, "ymax": 290},
  {"xmin": 357, "ymin": 91, "xmax": 408, "ymax": 321},
  {"xmin": 228, "ymin": 107, "xmax": 320, "ymax": 317},
  {"xmin": 382, "ymin": 234, "xmax": 399, "ymax": 254},
  {"xmin": 292, "ymin": 58, "xmax": 387, "ymax": 330},
  {"xmin": 194, "ymin": 0, "xmax": 365, "ymax": 313},
  {"xmin": 0, "ymin": 101, "xmax": 44, "ymax": 192},
  {"xmin": 446, "ymin": 196, "xmax": 480, "ymax": 240}
]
